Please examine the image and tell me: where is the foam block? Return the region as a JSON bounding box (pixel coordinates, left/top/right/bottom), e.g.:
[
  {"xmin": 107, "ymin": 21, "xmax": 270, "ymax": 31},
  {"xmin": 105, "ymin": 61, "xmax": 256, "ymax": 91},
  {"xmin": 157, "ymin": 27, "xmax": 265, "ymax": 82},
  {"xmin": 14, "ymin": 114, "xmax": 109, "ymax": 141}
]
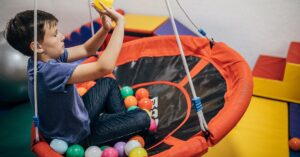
[
  {"xmin": 124, "ymin": 14, "xmax": 168, "ymax": 34},
  {"xmin": 289, "ymin": 103, "xmax": 300, "ymax": 138},
  {"xmin": 253, "ymin": 62, "xmax": 300, "ymax": 103},
  {"xmin": 287, "ymin": 42, "xmax": 300, "ymax": 64},
  {"xmin": 154, "ymin": 19, "xmax": 197, "ymax": 36},
  {"xmin": 205, "ymin": 97, "xmax": 289, "ymax": 157},
  {"xmin": 253, "ymin": 55, "xmax": 286, "ymax": 81}
]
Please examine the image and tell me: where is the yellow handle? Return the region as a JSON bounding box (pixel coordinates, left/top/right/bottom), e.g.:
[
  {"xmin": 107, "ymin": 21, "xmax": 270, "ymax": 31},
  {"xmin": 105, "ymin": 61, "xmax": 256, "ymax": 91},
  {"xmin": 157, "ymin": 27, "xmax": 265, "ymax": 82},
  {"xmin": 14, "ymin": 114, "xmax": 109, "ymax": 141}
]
[{"xmin": 93, "ymin": 0, "xmax": 114, "ymax": 11}]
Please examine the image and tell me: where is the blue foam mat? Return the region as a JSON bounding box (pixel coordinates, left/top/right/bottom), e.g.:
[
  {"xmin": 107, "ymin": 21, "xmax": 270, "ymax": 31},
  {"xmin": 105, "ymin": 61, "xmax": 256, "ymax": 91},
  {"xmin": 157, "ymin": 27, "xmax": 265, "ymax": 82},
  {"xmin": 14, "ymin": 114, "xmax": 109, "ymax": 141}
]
[{"xmin": 289, "ymin": 103, "xmax": 300, "ymax": 138}]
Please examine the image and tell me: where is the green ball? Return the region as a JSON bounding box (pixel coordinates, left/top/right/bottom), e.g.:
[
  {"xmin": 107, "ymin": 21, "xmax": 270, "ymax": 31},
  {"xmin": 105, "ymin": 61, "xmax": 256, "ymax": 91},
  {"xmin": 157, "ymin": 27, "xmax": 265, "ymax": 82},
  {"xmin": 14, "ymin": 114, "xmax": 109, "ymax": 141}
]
[
  {"xmin": 100, "ymin": 145, "xmax": 109, "ymax": 151},
  {"xmin": 120, "ymin": 86, "xmax": 134, "ymax": 98},
  {"xmin": 66, "ymin": 144, "xmax": 84, "ymax": 157},
  {"xmin": 127, "ymin": 106, "xmax": 139, "ymax": 112}
]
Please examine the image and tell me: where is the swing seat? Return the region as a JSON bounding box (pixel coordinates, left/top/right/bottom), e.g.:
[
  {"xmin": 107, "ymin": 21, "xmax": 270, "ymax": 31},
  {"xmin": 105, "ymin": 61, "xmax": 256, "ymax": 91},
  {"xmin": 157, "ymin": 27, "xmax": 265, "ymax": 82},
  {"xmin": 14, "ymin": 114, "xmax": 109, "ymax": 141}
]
[{"xmin": 31, "ymin": 36, "xmax": 253, "ymax": 157}]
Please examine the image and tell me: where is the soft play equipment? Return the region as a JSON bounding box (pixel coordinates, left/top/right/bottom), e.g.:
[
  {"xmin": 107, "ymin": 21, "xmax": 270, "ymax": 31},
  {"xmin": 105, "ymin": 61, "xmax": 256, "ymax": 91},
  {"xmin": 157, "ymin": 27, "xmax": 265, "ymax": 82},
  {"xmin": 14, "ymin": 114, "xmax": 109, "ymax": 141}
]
[
  {"xmin": 123, "ymin": 14, "xmax": 168, "ymax": 34},
  {"xmin": 64, "ymin": 11, "xmax": 199, "ymax": 51},
  {"xmin": 253, "ymin": 42, "xmax": 300, "ymax": 104},
  {"xmin": 31, "ymin": 36, "xmax": 253, "ymax": 156},
  {"xmin": 205, "ymin": 96, "xmax": 289, "ymax": 157},
  {"xmin": 64, "ymin": 11, "xmax": 166, "ymax": 49},
  {"xmin": 154, "ymin": 19, "xmax": 197, "ymax": 36},
  {"xmin": 289, "ymin": 103, "xmax": 300, "ymax": 139},
  {"xmin": 0, "ymin": 31, "xmax": 29, "ymax": 105}
]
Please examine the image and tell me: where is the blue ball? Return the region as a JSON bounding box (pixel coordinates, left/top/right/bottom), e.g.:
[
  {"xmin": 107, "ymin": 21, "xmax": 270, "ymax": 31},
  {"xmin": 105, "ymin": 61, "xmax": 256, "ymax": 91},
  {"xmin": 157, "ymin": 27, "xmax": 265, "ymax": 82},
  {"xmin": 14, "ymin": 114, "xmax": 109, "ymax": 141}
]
[{"xmin": 50, "ymin": 139, "xmax": 68, "ymax": 154}]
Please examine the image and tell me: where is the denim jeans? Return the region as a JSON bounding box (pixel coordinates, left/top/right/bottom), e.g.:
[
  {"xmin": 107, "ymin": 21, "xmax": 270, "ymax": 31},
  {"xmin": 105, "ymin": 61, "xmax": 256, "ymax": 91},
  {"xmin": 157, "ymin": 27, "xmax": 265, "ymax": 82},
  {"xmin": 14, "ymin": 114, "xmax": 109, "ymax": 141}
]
[{"xmin": 81, "ymin": 78, "xmax": 150, "ymax": 146}]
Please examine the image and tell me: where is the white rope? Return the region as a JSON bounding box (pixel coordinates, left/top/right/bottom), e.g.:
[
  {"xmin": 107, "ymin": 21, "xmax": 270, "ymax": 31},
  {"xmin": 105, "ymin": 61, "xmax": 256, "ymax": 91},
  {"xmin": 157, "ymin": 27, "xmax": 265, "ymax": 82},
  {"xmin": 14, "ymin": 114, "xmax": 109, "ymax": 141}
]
[
  {"xmin": 175, "ymin": 0, "xmax": 211, "ymax": 42},
  {"xmin": 175, "ymin": 0, "xmax": 199, "ymax": 32},
  {"xmin": 33, "ymin": 0, "xmax": 40, "ymax": 142},
  {"xmin": 88, "ymin": 0, "xmax": 95, "ymax": 36},
  {"xmin": 164, "ymin": 0, "xmax": 208, "ymax": 132}
]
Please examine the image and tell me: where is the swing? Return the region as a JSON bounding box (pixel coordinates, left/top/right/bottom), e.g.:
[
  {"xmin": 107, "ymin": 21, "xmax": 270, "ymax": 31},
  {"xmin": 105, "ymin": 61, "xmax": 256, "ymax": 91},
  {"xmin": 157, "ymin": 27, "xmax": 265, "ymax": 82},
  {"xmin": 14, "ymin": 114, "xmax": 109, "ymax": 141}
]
[
  {"xmin": 30, "ymin": 0, "xmax": 252, "ymax": 156},
  {"xmin": 31, "ymin": 35, "xmax": 253, "ymax": 157}
]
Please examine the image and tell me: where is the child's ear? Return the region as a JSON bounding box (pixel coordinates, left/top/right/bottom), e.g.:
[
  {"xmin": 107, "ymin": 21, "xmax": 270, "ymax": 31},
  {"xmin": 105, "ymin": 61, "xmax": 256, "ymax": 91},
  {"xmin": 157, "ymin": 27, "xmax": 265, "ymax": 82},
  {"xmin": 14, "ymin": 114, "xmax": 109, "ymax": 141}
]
[{"xmin": 30, "ymin": 41, "xmax": 44, "ymax": 54}]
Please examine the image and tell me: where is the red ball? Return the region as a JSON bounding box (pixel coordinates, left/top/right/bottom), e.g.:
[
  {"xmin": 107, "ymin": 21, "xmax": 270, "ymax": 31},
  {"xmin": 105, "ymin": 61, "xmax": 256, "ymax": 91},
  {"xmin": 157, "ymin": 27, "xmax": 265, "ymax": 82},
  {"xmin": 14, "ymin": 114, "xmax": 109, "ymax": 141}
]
[
  {"xmin": 289, "ymin": 137, "xmax": 300, "ymax": 151},
  {"xmin": 138, "ymin": 98, "xmax": 153, "ymax": 110},
  {"xmin": 124, "ymin": 96, "xmax": 138, "ymax": 108},
  {"xmin": 135, "ymin": 88, "xmax": 150, "ymax": 100}
]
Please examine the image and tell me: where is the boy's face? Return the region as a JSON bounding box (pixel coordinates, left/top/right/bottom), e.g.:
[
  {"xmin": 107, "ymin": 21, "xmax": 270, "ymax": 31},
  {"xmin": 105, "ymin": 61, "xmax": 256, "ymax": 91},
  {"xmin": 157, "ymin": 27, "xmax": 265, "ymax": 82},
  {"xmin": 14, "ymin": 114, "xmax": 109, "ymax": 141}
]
[{"xmin": 40, "ymin": 23, "xmax": 65, "ymax": 59}]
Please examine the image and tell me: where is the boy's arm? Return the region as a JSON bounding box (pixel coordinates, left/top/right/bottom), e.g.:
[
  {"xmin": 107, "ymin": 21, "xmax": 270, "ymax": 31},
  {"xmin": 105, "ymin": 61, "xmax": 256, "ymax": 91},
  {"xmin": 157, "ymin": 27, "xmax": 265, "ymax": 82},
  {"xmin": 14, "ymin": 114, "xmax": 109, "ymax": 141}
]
[
  {"xmin": 66, "ymin": 25, "xmax": 109, "ymax": 63},
  {"xmin": 67, "ymin": 4, "xmax": 125, "ymax": 84}
]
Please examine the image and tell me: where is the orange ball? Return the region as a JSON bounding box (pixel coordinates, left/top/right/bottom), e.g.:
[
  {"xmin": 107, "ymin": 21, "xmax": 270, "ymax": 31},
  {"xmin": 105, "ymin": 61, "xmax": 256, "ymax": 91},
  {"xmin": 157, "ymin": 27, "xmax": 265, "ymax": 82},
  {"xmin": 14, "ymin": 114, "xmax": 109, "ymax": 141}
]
[
  {"xmin": 130, "ymin": 135, "xmax": 145, "ymax": 147},
  {"xmin": 77, "ymin": 87, "xmax": 87, "ymax": 96},
  {"xmin": 138, "ymin": 98, "xmax": 153, "ymax": 110},
  {"xmin": 135, "ymin": 88, "xmax": 149, "ymax": 100},
  {"xmin": 124, "ymin": 96, "xmax": 138, "ymax": 108},
  {"xmin": 289, "ymin": 137, "xmax": 300, "ymax": 151}
]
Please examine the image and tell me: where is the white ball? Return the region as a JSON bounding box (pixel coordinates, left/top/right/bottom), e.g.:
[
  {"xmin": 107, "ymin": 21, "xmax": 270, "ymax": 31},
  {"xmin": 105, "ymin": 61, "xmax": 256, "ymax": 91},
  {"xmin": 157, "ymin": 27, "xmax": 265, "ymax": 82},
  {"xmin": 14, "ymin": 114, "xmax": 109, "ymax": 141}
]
[
  {"xmin": 85, "ymin": 146, "xmax": 102, "ymax": 157},
  {"xmin": 49, "ymin": 139, "xmax": 68, "ymax": 154},
  {"xmin": 124, "ymin": 140, "xmax": 142, "ymax": 155}
]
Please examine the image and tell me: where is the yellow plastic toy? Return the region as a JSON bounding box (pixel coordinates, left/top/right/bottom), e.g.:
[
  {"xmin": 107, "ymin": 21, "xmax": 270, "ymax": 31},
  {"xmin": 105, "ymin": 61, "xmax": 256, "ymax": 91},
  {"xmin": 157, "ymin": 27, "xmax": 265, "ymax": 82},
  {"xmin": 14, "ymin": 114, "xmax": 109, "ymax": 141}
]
[{"xmin": 93, "ymin": 0, "xmax": 114, "ymax": 11}]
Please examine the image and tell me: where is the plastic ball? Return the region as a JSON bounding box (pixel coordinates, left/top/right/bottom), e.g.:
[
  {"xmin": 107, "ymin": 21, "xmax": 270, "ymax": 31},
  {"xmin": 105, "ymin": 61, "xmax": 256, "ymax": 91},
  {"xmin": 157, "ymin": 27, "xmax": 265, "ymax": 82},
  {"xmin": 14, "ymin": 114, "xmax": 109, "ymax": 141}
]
[
  {"xmin": 143, "ymin": 109, "xmax": 152, "ymax": 118},
  {"xmin": 100, "ymin": 145, "xmax": 109, "ymax": 151},
  {"xmin": 129, "ymin": 147, "xmax": 148, "ymax": 157},
  {"xmin": 93, "ymin": 0, "xmax": 114, "ymax": 11},
  {"xmin": 49, "ymin": 139, "xmax": 68, "ymax": 154},
  {"xmin": 114, "ymin": 141, "xmax": 126, "ymax": 157},
  {"xmin": 138, "ymin": 98, "xmax": 153, "ymax": 110},
  {"xmin": 124, "ymin": 96, "xmax": 138, "ymax": 108},
  {"xmin": 127, "ymin": 106, "xmax": 139, "ymax": 112},
  {"xmin": 149, "ymin": 119, "xmax": 157, "ymax": 133},
  {"xmin": 125, "ymin": 140, "xmax": 142, "ymax": 155},
  {"xmin": 85, "ymin": 146, "xmax": 102, "ymax": 157},
  {"xmin": 77, "ymin": 87, "xmax": 87, "ymax": 96},
  {"xmin": 130, "ymin": 136, "xmax": 145, "ymax": 147},
  {"xmin": 101, "ymin": 147, "xmax": 119, "ymax": 157},
  {"xmin": 289, "ymin": 137, "xmax": 300, "ymax": 151},
  {"xmin": 121, "ymin": 86, "xmax": 134, "ymax": 99},
  {"xmin": 66, "ymin": 144, "xmax": 84, "ymax": 157},
  {"xmin": 135, "ymin": 88, "xmax": 149, "ymax": 100}
]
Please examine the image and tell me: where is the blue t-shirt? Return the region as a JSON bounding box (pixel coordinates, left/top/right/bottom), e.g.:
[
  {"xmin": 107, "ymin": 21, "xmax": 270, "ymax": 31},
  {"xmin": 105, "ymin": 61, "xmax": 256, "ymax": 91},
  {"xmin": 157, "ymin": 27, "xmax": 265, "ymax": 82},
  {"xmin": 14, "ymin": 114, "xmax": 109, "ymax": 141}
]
[{"xmin": 27, "ymin": 49, "xmax": 90, "ymax": 144}]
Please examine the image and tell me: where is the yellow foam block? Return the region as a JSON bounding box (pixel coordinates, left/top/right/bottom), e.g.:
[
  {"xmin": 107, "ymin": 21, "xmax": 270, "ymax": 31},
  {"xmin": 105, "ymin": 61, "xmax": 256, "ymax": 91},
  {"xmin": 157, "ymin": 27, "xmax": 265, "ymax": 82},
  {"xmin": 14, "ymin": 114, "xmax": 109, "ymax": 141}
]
[
  {"xmin": 124, "ymin": 14, "xmax": 168, "ymax": 34},
  {"xmin": 204, "ymin": 96, "xmax": 289, "ymax": 157},
  {"xmin": 93, "ymin": 0, "xmax": 114, "ymax": 11},
  {"xmin": 253, "ymin": 62, "xmax": 300, "ymax": 104}
]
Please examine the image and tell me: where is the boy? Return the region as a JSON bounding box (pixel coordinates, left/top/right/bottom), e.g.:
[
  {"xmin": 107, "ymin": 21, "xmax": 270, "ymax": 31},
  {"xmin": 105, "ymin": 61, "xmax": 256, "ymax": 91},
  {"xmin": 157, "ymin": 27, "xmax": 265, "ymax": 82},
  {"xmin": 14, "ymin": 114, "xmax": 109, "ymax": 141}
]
[{"xmin": 5, "ymin": 2, "xmax": 151, "ymax": 146}]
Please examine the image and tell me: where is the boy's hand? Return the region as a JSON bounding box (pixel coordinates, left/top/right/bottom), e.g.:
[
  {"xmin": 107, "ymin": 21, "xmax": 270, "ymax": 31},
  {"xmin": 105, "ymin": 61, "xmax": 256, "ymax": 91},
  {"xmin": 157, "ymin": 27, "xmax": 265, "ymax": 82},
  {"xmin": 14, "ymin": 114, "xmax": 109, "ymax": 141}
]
[
  {"xmin": 101, "ymin": 15, "xmax": 112, "ymax": 32},
  {"xmin": 92, "ymin": 1, "xmax": 124, "ymax": 24}
]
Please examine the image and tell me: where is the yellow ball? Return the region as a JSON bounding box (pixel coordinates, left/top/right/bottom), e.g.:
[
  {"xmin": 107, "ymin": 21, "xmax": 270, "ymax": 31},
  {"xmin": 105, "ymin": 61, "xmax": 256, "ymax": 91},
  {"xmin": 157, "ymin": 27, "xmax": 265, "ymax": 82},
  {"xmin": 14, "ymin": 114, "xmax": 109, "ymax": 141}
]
[
  {"xmin": 93, "ymin": 0, "xmax": 114, "ymax": 11},
  {"xmin": 129, "ymin": 147, "xmax": 148, "ymax": 157}
]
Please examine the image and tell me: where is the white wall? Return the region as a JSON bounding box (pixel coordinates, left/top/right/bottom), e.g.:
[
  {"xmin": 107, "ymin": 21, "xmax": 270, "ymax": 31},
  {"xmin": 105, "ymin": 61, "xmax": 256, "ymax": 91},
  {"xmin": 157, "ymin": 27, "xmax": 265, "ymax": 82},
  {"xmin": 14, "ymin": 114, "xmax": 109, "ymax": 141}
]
[{"xmin": 1, "ymin": 0, "xmax": 300, "ymax": 68}]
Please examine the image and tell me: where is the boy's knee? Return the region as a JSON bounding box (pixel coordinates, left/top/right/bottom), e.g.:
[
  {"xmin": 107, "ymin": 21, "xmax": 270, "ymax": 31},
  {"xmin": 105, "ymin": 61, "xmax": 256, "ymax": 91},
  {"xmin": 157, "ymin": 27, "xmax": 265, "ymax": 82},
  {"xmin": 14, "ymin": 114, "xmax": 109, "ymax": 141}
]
[{"xmin": 131, "ymin": 109, "xmax": 151, "ymax": 127}]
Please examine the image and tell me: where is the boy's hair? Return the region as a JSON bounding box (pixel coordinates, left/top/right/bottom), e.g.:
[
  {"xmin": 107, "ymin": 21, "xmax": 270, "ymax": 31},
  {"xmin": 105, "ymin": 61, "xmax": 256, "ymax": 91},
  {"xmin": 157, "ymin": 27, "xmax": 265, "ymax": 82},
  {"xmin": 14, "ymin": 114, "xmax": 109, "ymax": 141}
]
[{"xmin": 5, "ymin": 10, "xmax": 58, "ymax": 57}]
